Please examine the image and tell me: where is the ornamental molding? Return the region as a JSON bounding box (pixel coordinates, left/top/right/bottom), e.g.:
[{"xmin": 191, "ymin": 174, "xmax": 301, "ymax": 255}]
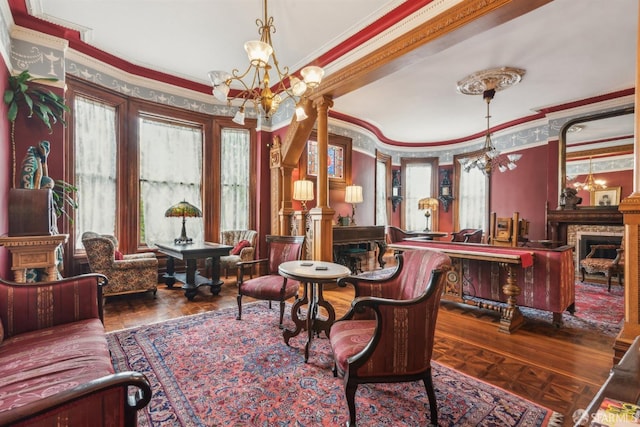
[{"xmin": 456, "ymin": 66, "xmax": 526, "ymax": 95}]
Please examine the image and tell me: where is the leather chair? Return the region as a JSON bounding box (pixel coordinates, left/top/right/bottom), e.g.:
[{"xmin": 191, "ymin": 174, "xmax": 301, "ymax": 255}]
[
  {"xmin": 580, "ymin": 242, "xmax": 624, "ymax": 291},
  {"xmin": 218, "ymin": 230, "xmax": 258, "ymax": 278},
  {"xmin": 329, "ymin": 249, "xmax": 451, "ymax": 426},
  {"xmin": 386, "ymin": 225, "xmax": 412, "ymax": 243},
  {"xmin": 82, "ymin": 231, "xmax": 158, "ymax": 297},
  {"xmin": 236, "ymin": 235, "xmax": 305, "ymax": 326},
  {"xmin": 451, "ymin": 228, "xmax": 483, "ymax": 243}
]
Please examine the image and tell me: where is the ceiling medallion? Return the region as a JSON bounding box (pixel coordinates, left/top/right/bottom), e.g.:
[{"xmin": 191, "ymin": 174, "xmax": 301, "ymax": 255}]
[{"xmin": 456, "ymin": 66, "xmax": 526, "ymax": 95}]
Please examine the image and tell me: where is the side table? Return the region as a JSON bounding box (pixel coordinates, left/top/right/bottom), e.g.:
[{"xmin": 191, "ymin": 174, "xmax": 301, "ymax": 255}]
[
  {"xmin": 154, "ymin": 241, "xmax": 232, "ymax": 300},
  {"xmin": 0, "ymin": 234, "xmax": 68, "ymax": 282},
  {"xmin": 279, "ymin": 260, "xmax": 351, "ymax": 362}
]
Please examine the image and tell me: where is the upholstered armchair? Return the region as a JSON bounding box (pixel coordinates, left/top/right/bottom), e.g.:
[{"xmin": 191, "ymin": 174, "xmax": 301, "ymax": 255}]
[
  {"xmin": 236, "ymin": 235, "xmax": 305, "ymax": 326},
  {"xmin": 219, "ymin": 229, "xmax": 258, "ymax": 278},
  {"xmin": 329, "ymin": 249, "xmax": 451, "ymax": 427},
  {"xmin": 82, "ymin": 231, "xmax": 158, "ymax": 297},
  {"xmin": 580, "ymin": 242, "xmax": 624, "ymax": 291},
  {"xmin": 451, "ymin": 228, "xmax": 483, "ymax": 243}
]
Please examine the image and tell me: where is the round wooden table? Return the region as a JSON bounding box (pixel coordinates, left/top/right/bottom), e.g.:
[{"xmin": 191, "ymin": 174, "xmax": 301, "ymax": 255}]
[{"xmin": 279, "ymin": 260, "xmax": 351, "ymax": 362}]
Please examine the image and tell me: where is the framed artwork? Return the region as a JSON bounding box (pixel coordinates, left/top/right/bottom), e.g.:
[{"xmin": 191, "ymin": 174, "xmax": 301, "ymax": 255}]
[
  {"xmin": 591, "ymin": 187, "xmax": 621, "ymax": 206},
  {"xmin": 300, "ymin": 131, "xmax": 352, "ymax": 189}
]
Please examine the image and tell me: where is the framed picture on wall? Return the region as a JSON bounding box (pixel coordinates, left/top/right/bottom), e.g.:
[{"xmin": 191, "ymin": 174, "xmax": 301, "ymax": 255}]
[
  {"xmin": 300, "ymin": 131, "xmax": 352, "ymax": 189},
  {"xmin": 591, "ymin": 187, "xmax": 621, "ymax": 206}
]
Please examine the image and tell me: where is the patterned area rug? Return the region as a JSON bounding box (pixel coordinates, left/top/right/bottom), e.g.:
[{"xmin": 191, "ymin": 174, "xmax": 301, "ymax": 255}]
[
  {"xmin": 107, "ymin": 303, "xmax": 563, "ymax": 426},
  {"xmin": 518, "ymin": 280, "xmax": 624, "ymax": 337}
]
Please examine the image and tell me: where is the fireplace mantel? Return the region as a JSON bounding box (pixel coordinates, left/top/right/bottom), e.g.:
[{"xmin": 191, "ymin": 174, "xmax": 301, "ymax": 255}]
[{"xmin": 547, "ymin": 206, "xmax": 623, "ymax": 244}]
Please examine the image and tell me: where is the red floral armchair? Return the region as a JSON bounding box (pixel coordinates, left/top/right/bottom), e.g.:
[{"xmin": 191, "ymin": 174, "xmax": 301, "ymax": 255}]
[
  {"xmin": 329, "ymin": 249, "xmax": 451, "ymax": 426},
  {"xmin": 236, "ymin": 235, "xmax": 305, "ymax": 326},
  {"xmin": 82, "ymin": 231, "xmax": 158, "ymax": 297}
]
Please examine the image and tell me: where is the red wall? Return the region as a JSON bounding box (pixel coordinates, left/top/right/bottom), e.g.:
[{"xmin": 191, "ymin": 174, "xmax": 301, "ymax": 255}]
[
  {"xmin": 0, "ymin": 59, "xmax": 9, "ymax": 278},
  {"xmin": 491, "ymin": 144, "xmax": 549, "ymax": 240}
]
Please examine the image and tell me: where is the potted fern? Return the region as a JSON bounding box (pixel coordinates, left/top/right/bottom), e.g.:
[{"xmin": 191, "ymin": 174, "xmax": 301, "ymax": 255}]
[{"xmin": 4, "ymin": 70, "xmax": 74, "ymax": 235}]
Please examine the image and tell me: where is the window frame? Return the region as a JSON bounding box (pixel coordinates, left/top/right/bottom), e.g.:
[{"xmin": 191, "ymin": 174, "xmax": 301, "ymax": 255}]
[
  {"xmin": 453, "ymin": 149, "xmax": 490, "ymax": 232},
  {"xmin": 400, "ymin": 157, "xmax": 438, "ymax": 231},
  {"xmin": 64, "ymin": 76, "xmax": 256, "ymax": 274},
  {"xmin": 299, "ymin": 130, "xmax": 352, "ymax": 189},
  {"xmin": 375, "ymin": 150, "xmax": 392, "ymax": 225}
]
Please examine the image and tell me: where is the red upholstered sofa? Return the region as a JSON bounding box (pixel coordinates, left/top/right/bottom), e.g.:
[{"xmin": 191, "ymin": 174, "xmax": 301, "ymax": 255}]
[
  {"xmin": 390, "ymin": 241, "xmax": 575, "ymax": 327},
  {"xmin": 0, "ymin": 274, "xmax": 151, "ymax": 426}
]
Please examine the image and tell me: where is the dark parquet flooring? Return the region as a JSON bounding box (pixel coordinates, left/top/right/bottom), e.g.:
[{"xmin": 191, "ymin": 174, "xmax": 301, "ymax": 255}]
[{"xmin": 103, "ymin": 253, "xmax": 615, "ymax": 427}]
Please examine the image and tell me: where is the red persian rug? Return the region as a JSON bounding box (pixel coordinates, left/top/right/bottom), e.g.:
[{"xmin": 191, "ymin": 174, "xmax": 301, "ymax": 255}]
[{"xmin": 107, "ymin": 303, "xmax": 563, "ymax": 426}]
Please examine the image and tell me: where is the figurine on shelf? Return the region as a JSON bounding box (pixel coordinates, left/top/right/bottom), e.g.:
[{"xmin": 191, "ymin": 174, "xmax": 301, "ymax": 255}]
[{"xmin": 560, "ymin": 187, "xmax": 582, "ymax": 210}]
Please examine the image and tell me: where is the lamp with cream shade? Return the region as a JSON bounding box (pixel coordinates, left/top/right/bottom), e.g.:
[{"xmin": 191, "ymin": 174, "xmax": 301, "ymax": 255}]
[
  {"xmin": 293, "ymin": 179, "xmax": 314, "ymax": 210},
  {"xmin": 418, "ymin": 197, "xmax": 439, "ymax": 231},
  {"xmin": 345, "ymin": 185, "xmax": 364, "ymax": 226}
]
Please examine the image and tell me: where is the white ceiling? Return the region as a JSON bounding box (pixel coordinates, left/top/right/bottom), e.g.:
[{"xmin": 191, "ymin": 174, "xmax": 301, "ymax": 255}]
[{"xmin": 25, "ymin": 0, "xmax": 638, "ymax": 145}]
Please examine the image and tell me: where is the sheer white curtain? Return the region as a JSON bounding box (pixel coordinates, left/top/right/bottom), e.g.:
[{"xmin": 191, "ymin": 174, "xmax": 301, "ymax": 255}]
[
  {"xmin": 404, "ymin": 163, "xmax": 432, "ymax": 231},
  {"xmin": 139, "ymin": 118, "xmax": 203, "ymax": 245},
  {"xmin": 220, "ymin": 128, "xmax": 250, "ymax": 231},
  {"xmin": 375, "ymin": 160, "xmax": 388, "ymax": 225},
  {"xmin": 74, "ymin": 96, "xmax": 117, "ymax": 248},
  {"xmin": 458, "ymin": 166, "xmax": 487, "ymax": 230}
]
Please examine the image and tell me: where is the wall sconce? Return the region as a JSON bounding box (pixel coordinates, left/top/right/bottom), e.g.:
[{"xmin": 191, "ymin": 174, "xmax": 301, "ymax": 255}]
[
  {"xmin": 390, "ymin": 169, "xmax": 402, "ymax": 212},
  {"xmin": 165, "ymin": 200, "xmax": 203, "ymax": 244},
  {"xmin": 418, "ymin": 198, "xmax": 439, "ymax": 231},
  {"xmin": 438, "ymin": 169, "xmax": 454, "ymax": 213},
  {"xmin": 345, "ymin": 185, "xmax": 363, "ymax": 225}
]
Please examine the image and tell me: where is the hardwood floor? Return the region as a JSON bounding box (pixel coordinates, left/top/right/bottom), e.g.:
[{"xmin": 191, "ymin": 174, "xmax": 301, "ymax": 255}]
[{"xmin": 103, "ymin": 255, "xmax": 615, "ymax": 427}]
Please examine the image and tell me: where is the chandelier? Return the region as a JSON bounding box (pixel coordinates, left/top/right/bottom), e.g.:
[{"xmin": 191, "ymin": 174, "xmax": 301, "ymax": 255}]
[
  {"xmin": 208, "ymin": 0, "xmax": 324, "ymax": 124},
  {"xmin": 457, "ymin": 67, "xmax": 525, "ymax": 176},
  {"xmin": 573, "ymin": 157, "xmax": 606, "ymax": 192}
]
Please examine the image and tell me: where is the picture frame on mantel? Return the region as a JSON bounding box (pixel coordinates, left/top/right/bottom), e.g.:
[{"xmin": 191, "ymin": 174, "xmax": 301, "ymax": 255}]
[{"xmin": 591, "ymin": 187, "xmax": 621, "ymax": 206}]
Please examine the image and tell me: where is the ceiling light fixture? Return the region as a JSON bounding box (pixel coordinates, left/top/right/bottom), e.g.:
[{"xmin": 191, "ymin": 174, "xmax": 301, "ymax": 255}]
[
  {"xmin": 457, "ymin": 67, "xmax": 526, "ymax": 176},
  {"xmin": 208, "ymin": 0, "xmax": 324, "ymax": 123},
  {"xmin": 573, "ymin": 157, "xmax": 606, "ymax": 192}
]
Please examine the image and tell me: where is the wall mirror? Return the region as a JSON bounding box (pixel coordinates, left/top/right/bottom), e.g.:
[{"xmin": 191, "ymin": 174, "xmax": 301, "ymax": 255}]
[{"xmin": 559, "ymin": 107, "xmax": 634, "ymax": 206}]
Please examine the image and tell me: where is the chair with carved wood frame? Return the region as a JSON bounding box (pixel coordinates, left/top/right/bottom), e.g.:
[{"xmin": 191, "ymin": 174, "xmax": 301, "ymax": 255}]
[
  {"xmin": 450, "ymin": 228, "xmax": 483, "ymax": 243},
  {"xmin": 329, "ymin": 249, "xmax": 451, "ymax": 426},
  {"xmin": 236, "ymin": 235, "xmax": 305, "ymax": 327},
  {"xmin": 580, "ymin": 242, "xmax": 624, "ymax": 292}
]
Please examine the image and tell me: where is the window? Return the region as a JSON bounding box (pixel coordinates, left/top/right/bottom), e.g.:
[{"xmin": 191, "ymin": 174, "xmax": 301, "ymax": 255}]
[
  {"xmin": 375, "ymin": 151, "xmax": 391, "ymax": 225},
  {"xmin": 299, "ymin": 131, "xmax": 352, "ymax": 189},
  {"xmin": 65, "ymin": 77, "xmax": 256, "ymax": 273},
  {"xmin": 454, "ymin": 151, "xmax": 488, "ymax": 231},
  {"xmin": 138, "ymin": 116, "xmax": 204, "ymax": 245},
  {"xmin": 220, "ymin": 127, "xmax": 251, "ymax": 230},
  {"xmin": 73, "ymin": 95, "xmax": 118, "ymax": 248},
  {"xmin": 401, "ymin": 158, "xmax": 438, "ymax": 231}
]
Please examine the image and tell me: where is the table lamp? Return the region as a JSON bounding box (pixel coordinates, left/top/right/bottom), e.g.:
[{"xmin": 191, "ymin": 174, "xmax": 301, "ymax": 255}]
[
  {"xmin": 293, "ymin": 179, "xmax": 314, "ymax": 211},
  {"xmin": 165, "ymin": 200, "xmax": 202, "ymax": 244},
  {"xmin": 418, "ymin": 197, "xmax": 439, "ymax": 231},
  {"xmin": 345, "ymin": 185, "xmax": 363, "ymax": 226}
]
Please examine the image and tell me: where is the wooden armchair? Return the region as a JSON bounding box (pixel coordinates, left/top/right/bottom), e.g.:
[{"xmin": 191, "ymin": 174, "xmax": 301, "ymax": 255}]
[
  {"xmin": 580, "ymin": 242, "xmax": 624, "ymax": 291},
  {"xmin": 82, "ymin": 231, "xmax": 158, "ymax": 297},
  {"xmin": 386, "ymin": 225, "xmax": 412, "ymax": 243},
  {"xmin": 329, "ymin": 249, "xmax": 451, "ymax": 426},
  {"xmin": 450, "ymin": 228, "xmax": 483, "ymax": 243},
  {"xmin": 236, "ymin": 235, "xmax": 305, "ymax": 326}
]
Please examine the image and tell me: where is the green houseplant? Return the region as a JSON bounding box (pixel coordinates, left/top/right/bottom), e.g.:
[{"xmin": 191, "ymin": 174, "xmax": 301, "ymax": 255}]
[
  {"xmin": 4, "ymin": 69, "xmax": 69, "ymax": 187},
  {"xmin": 4, "ymin": 70, "xmax": 76, "ymax": 235}
]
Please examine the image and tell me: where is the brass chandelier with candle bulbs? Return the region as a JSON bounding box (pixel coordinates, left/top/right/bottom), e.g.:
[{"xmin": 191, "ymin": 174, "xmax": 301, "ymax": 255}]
[{"xmin": 208, "ymin": 0, "xmax": 324, "ymax": 125}]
